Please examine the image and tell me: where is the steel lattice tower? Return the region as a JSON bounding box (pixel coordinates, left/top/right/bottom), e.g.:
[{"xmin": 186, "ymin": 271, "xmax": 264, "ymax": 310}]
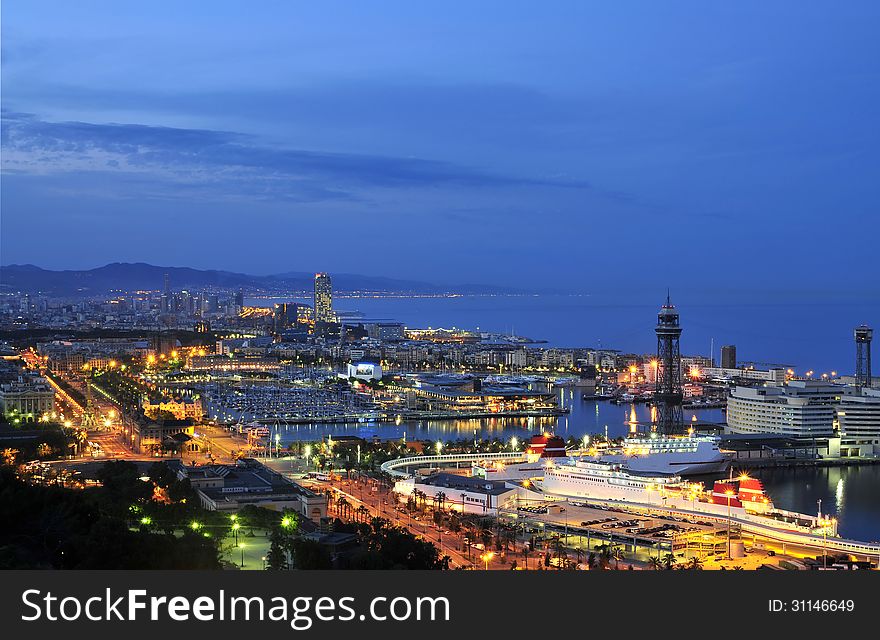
[
  {"xmin": 855, "ymin": 324, "xmax": 873, "ymax": 390},
  {"xmin": 655, "ymin": 294, "xmax": 684, "ymax": 434}
]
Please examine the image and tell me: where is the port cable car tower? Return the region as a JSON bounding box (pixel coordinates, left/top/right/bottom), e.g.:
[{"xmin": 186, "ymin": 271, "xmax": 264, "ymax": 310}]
[{"xmin": 655, "ymin": 293, "xmax": 685, "ymax": 435}]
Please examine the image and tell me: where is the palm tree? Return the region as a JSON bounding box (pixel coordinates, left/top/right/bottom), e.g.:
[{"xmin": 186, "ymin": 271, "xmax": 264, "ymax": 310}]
[
  {"xmin": 662, "ymin": 552, "xmax": 678, "ymax": 571},
  {"xmin": 479, "ymin": 525, "xmax": 493, "ymax": 551},
  {"xmin": 595, "ymin": 544, "xmax": 611, "ymax": 570},
  {"xmin": 357, "ymin": 505, "xmax": 370, "ymax": 523},
  {"xmin": 648, "ymin": 557, "xmax": 664, "ymax": 571},
  {"xmin": 1, "ymin": 448, "xmax": 20, "ymax": 466},
  {"xmin": 435, "ymin": 491, "xmax": 447, "ymax": 513},
  {"xmin": 587, "ymin": 551, "xmax": 598, "ymax": 570},
  {"xmin": 609, "ymin": 545, "xmax": 625, "ymax": 570},
  {"xmin": 686, "ymin": 556, "xmax": 704, "ymax": 571},
  {"xmin": 337, "ymin": 497, "xmax": 350, "ymax": 519},
  {"xmin": 412, "ymin": 489, "xmax": 425, "ymax": 511}
]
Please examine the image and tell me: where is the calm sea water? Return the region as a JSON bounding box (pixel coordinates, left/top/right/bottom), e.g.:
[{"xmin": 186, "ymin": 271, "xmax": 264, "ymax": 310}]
[
  {"xmin": 248, "ymin": 293, "xmax": 880, "ymax": 542},
  {"xmin": 249, "ymin": 293, "xmax": 879, "ymax": 375}
]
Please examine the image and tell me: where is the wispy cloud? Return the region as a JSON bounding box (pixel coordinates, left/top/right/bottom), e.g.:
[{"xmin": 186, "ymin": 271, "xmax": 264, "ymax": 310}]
[{"xmin": 1, "ymin": 110, "xmax": 589, "ymax": 203}]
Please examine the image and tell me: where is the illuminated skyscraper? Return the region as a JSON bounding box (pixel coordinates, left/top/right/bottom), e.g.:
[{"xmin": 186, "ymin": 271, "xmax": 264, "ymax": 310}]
[{"xmin": 314, "ymin": 273, "xmax": 334, "ymax": 323}]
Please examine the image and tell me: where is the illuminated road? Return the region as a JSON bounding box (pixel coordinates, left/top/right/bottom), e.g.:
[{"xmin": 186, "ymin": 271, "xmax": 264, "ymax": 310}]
[{"xmin": 301, "ymin": 476, "xmax": 495, "ymax": 570}]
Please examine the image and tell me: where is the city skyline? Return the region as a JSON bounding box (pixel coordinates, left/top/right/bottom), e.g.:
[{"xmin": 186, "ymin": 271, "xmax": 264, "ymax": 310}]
[{"xmin": 3, "ymin": 2, "xmax": 879, "ymax": 296}]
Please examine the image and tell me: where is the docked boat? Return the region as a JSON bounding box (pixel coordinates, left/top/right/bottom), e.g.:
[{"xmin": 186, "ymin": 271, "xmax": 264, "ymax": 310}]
[
  {"xmin": 592, "ymin": 433, "xmax": 730, "ymax": 476},
  {"xmin": 242, "ymin": 423, "xmax": 271, "ymax": 438},
  {"xmin": 539, "ymin": 459, "xmax": 832, "ymax": 537},
  {"xmin": 582, "ymin": 392, "xmax": 613, "ymax": 401}
]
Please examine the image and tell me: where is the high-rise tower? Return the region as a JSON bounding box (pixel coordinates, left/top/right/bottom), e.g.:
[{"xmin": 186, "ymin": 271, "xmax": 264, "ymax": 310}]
[
  {"xmin": 160, "ymin": 272, "xmax": 171, "ymax": 313},
  {"xmin": 655, "ymin": 294, "xmax": 684, "ymax": 434},
  {"xmin": 855, "ymin": 324, "xmax": 873, "ymax": 390},
  {"xmin": 720, "ymin": 344, "xmax": 737, "ymax": 369},
  {"xmin": 314, "ymin": 273, "xmax": 334, "ymax": 323}
]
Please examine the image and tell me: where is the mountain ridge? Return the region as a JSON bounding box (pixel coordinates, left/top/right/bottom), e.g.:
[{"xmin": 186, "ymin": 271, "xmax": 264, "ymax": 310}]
[{"xmin": 0, "ymin": 262, "xmax": 530, "ymax": 296}]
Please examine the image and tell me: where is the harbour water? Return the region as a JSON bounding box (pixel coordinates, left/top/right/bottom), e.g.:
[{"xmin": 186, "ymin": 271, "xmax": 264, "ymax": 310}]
[
  {"xmin": 269, "ymin": 390, "xmax": 725, "ymax": 448},
  {"xmin": 269, "ymin": 393, "xmax": 879, "ymax": 543}
]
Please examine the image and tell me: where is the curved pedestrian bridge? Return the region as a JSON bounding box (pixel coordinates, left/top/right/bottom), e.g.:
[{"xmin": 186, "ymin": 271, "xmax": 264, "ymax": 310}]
[{"xmin": 380, "ymin": 451, "xmax": 524, "ymax": 478}]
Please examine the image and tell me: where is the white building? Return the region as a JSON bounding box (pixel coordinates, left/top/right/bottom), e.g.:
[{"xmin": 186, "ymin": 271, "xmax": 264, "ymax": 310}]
[
  {"xmin": 726, "ymin": 381, "xmax": 850, "ymax": 438},
  {"xmin": 347, "ymin": 362, "xmax": 382, "ymax": 381},
  {"xmin": 836, "ymin": 389, "xmax": 880, "ymax": 455},
  {"xmin": 703, "ymin": 366, "xmax": 785, "ymax": 384},
  {"xmin": 394, "ymin": 473, "xmax": 518, "ymax": 515},
  {"xmin": 505, "ymin": 349, "xmax": 527, "ymax": 369}
]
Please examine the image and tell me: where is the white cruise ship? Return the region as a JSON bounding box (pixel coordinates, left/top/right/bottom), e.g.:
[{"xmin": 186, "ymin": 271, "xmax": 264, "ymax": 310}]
[
  {"xmin": 535, "ymin": 458, "xmax": 880, "ymax": 557},
  {"xmin": 540, "ymin": 459, "xmax": 840, "ymax": 539},
  {"xmin": 593, "ymin": 434, "xmax": 730, "ymax": 476}
]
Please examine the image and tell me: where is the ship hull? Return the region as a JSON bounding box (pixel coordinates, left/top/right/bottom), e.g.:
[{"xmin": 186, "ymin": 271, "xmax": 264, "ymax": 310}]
[{"xmin": 667, "ymin": 459, "xmax": 731, "ymax": 476}]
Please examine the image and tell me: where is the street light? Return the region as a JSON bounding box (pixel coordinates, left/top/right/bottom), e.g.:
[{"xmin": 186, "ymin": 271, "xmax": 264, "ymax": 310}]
[
  {"xmin": 818, "ymin": 516, "xmax": 836, "ymax": 569},
  {"xmin": 239, "ymin": 542, "xmax": 245, "ymax": 568},
  {"xmin": 725, "ymin": 490, "xmax": 735, "ymax": 559},
  {"xmin": 480, "ymin": 551, "xmax": 494, "ymax": 570}
]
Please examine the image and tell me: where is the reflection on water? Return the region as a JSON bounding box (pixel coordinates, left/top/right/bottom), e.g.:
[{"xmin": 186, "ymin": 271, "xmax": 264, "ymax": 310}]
[
  {"xmin": 273, "ymin": 396, "xmax": 726, "ymax": 446},
  {"xmin": 746, "ymin": 465, "xmax": 880, "ymax": 543},
  {"xmin": 269, "ymin": 394, "xmax": 879, "ymax": 542}
]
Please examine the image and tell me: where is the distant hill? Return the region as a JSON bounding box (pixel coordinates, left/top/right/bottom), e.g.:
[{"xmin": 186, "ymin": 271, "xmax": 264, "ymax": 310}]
[{"xmin": 0, "ymin": 263, "xmax": 525, "ymax": 296}]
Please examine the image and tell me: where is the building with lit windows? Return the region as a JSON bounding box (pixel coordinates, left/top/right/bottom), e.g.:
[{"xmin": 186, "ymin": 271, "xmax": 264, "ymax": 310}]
[
  {"xmin": 314, "ymin": 273, "xmax": 334, "ymax": 323},
  {"xmin": 274, "ymin": 302, "xmax": 312, "ymax": 332},
  {"xmin": 727, "ymin": 382, "xmax": 880, "ymax": 456},
  {"xmin": 142, "ymin": 397, "xmax": 204, "ymax": 422},
  {"xmin": 702, "ymin": 366, "xmax": 785, "ymax": 383},
  {"xmin": 130, "ymin": 417, "xmax": 195, "ymax": 455},
  {"xmin": 726, "ymin": 381, "xmax": 848, "ymax": 438},
  {"xmin": 0, "ymin": 377, "xmax": 55, "ymax": 421},
  {"xmin": 836, "ymin": 389, "xmax": 880, "ymax": 455}
]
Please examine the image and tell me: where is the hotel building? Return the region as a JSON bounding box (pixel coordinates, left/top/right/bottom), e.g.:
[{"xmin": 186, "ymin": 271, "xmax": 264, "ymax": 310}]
[{"xmin": 727, "ymin": 381, "xmax": 880, "ymax": 455}]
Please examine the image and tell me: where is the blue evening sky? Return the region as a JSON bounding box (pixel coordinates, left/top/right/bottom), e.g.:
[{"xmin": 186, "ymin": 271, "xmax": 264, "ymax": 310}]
[{"xmin": 2, "ymin": 1, "xmax": 878, "ymax": 295}]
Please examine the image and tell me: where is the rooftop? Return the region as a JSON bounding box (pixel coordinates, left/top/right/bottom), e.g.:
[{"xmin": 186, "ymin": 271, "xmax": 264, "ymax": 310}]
[{"xmin": 416, "ymin": 472, "xmax": 513, "ymax": 496}]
